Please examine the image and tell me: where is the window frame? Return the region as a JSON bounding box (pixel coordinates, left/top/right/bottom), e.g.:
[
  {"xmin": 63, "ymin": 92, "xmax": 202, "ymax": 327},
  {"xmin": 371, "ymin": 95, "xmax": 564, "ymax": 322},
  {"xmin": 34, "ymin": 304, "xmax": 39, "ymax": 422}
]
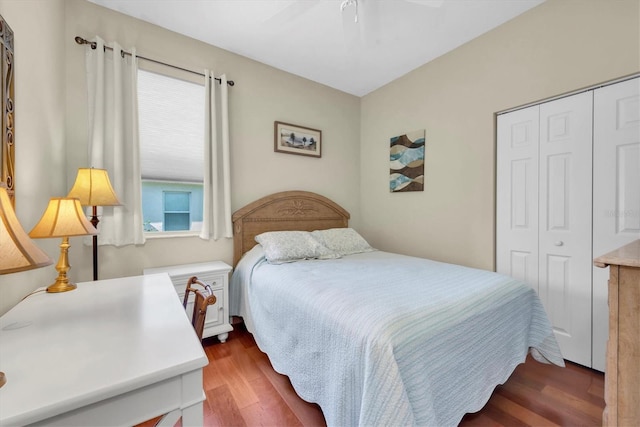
[{"xmin": 137, "ymin": 60, "xmax": 206, "ymax": 238}]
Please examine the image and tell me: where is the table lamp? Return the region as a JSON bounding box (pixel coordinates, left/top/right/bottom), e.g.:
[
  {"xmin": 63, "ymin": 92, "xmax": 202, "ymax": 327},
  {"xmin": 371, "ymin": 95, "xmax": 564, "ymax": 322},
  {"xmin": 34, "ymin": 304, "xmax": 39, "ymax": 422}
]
[
  {"xmin": 67, "ymin": 168, "xmax": 121, "ymax": 281},
  {"xmin": 0, "ymin": 183, "xmax": 53, "ymax": 388},
  {"xmin": 28, "ymin": 197, "xmax": 97, "ymax": 293}
]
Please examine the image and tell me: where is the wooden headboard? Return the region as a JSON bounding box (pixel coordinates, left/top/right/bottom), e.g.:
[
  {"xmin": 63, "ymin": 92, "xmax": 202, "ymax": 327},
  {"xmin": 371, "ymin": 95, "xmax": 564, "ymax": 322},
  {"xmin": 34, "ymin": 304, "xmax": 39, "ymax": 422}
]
[{"xmin": 232, "ymin": 191, "xmax": 350, "ymax": 266}]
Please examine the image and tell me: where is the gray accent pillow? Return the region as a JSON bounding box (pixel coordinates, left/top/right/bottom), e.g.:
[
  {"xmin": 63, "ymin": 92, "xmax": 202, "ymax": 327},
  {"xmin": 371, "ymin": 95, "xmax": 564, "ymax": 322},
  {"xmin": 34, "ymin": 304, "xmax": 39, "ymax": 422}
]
[
  {"xmin": 255, "ymin": 231, "xmax": 340, "ymax": 264},
  {"xmin": 311, "ymin": 228, "xmax": 375, "ymax": 256}
]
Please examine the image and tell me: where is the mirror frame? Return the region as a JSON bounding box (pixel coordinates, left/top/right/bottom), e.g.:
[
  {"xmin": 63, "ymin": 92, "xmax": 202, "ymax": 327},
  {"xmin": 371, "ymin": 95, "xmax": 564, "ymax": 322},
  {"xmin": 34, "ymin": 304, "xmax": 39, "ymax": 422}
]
[{"xmin": 0, "ymin": 14, "xmax": 14, "ymax": 203}]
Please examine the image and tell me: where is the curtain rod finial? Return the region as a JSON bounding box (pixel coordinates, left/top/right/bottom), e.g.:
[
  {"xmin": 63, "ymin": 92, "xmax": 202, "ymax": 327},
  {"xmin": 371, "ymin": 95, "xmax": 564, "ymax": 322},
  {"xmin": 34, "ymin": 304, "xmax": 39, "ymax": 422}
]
[{"xmin": 75, "ymin": 36, "xmax": 97, "ymax": 49}]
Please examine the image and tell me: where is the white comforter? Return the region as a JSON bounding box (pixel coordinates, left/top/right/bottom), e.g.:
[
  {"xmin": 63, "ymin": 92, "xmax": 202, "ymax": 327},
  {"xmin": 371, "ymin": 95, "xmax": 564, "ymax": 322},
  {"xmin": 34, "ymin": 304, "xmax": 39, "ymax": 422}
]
[{"xmin": 230, "ymin": 247, "xmax": 564, "ymax": 426}]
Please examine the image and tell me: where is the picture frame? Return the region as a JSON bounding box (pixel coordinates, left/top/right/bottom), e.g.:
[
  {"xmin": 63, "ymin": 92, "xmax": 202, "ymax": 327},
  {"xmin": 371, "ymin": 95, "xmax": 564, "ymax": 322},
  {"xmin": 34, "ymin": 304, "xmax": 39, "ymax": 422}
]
[
  {"xmin": 274, "ymin": 121, "xmax": 321, "ymax": 158},
  {"xmin": 1, "ymin": 15, "xmax": 15, "ymax": 203}
]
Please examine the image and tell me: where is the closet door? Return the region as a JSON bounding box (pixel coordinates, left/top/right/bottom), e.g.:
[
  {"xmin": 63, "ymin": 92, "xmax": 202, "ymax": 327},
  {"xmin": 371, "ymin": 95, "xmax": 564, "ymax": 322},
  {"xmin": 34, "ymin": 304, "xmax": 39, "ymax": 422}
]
[
  {"xmin": 496, "ymin": 106, "xmax": 539, "ymax": 290},
  {"xmin": 592, "ymin": 77, "xmax": 640, "ymax": 372},
  {"xmin": 538, "ymin": 92, "xmax": 593, "ymax": 367}
]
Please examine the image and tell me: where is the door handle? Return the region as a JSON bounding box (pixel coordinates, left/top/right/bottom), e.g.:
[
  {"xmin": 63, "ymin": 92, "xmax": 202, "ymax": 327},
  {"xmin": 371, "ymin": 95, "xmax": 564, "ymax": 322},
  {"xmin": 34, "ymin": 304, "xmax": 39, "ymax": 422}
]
[{"xmin": 554, "ymin": 241, "xmax": 564, "ymax": 246}]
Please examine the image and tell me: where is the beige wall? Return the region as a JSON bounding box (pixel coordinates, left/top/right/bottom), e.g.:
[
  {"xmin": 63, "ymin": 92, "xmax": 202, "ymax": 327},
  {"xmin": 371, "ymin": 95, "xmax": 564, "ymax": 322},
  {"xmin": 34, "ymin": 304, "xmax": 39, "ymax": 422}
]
[
  {"xmin": 360, "ymin": 0, "xmax": 640, "ymax": 270},
  {"xmin": 0, "ymin": 0, "xmax": 361, "ymax": 315},
  {"xmin": 0, "ymin": 0, "xmax": 67, "ymax": 315}
]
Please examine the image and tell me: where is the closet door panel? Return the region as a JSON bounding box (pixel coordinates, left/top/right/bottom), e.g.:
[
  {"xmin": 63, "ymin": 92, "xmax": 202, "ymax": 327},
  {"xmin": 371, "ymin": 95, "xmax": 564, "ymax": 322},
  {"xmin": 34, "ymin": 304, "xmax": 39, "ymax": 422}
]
[
  {"xmin": 539, "ymin": 91, "xmax": 593, "ymax": 367},
  {"xmin": 593, "ymin": 77, "xmax": 640, "ymax": 372},
  {"xmin": 496, "ymin": 106, "xmax": 539, "ymax": 290}
]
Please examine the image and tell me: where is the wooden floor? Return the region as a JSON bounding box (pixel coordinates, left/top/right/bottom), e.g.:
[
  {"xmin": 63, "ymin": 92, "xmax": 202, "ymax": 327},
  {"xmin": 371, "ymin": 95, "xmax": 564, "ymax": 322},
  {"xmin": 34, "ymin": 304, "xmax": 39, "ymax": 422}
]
[{"xmin": 143, "ymin": 322, "xmax": 605, "ymax": 426}]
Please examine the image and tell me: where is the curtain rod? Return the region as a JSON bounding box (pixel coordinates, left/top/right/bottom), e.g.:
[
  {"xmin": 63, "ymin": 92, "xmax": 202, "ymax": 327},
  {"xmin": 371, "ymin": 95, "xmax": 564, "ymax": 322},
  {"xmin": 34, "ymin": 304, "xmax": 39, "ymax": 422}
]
[{"xmin": 74, "ymin": 36, "xmax": 235, "ymax": 86}]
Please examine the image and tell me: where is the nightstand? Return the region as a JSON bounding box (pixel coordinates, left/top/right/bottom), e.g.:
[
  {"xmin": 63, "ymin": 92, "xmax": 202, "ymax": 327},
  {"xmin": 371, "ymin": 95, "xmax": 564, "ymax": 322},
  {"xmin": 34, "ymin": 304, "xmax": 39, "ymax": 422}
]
[{"xmin": 144, "ymin": 261, "xmax": 233, "ymax": 342}]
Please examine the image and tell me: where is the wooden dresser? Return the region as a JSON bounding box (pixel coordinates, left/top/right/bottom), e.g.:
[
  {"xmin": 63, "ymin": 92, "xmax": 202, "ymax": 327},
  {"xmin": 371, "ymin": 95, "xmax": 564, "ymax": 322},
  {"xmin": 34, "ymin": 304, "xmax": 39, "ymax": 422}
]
[{"xmin": 594, "ymin": 239, "xmax": 640, "ymax": 427}]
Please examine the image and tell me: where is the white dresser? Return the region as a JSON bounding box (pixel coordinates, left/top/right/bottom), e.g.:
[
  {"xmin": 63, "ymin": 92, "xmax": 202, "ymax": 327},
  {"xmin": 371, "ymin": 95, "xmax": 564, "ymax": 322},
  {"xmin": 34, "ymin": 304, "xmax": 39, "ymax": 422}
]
[{"xmin": 144, "ymin": 261, "xmax": 233, "ymax": 342}]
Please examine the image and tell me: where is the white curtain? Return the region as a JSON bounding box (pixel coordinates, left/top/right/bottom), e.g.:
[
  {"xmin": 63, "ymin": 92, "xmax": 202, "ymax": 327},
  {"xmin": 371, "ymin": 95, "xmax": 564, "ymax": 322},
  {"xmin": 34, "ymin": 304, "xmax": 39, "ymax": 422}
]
[
  {"xmin": 200, "ymin": 70, "xmax": 232, "ymax": 240},
  {"xmin": 85, "ymin": 37, "xmax": 144, "ymax": 246}
]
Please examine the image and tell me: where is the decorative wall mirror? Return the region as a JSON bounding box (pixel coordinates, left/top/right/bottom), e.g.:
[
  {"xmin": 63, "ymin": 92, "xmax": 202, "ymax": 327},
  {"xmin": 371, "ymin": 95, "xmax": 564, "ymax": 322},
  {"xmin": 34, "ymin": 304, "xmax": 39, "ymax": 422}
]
[{"xmin": 0, "ymin": 15, "xmax": 14, "ymax": 203}]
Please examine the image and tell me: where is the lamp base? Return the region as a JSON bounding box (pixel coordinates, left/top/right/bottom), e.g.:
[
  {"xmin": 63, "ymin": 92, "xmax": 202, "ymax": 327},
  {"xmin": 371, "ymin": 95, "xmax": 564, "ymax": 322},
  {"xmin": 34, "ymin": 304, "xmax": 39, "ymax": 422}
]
[
  {"xmin": 46, "ymin": 281, "xmax": 77, "ymax": 293},
  {"xmin": 45, "ymin": 236, "xmax": 77, "ymax": 293},
  {"xmin": 0, "ymin": 371, "xmax": 6, "ymax": 388}
]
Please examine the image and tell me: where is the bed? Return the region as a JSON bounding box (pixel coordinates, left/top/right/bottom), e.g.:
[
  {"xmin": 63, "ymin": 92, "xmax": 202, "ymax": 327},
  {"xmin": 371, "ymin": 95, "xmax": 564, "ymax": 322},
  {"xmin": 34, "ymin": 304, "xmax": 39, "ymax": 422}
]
[{"xmin": 229, "ymin": 191, "xmax": 564, "ymax": 426}]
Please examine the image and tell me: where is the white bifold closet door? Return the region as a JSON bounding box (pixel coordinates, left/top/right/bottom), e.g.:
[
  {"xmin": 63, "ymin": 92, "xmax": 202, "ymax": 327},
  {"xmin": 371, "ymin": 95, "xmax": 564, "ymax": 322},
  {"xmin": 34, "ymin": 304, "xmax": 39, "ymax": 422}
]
[
  {"xmin": 497, "ymin": 91, "xmax": 593, "ymax": 367},
  {"xmin": 592, "ymin": 78, "xmax": 640, "ymax": 371},
  {"xmin": 497, "ymin": 77, "xmax": 640, "ymax": 370},
  {"xmin": 496, "ymin": 107, "xmax": 539, "ymax": 289},
  {"xmin": 538, "ymin": 93, "xmax": 593, "ymax": 367}
]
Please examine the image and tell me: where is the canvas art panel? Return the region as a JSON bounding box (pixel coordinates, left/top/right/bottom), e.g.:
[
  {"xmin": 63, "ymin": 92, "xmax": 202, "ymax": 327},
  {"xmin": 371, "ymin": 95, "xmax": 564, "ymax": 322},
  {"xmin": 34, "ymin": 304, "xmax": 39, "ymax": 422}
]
[
  {"xmin": 274, "ymin": 121, "xmax": 321, "ymax": 158},
  {"xmin": 390, "ymin": 129, "xmax": 425, "ymax": 192}
]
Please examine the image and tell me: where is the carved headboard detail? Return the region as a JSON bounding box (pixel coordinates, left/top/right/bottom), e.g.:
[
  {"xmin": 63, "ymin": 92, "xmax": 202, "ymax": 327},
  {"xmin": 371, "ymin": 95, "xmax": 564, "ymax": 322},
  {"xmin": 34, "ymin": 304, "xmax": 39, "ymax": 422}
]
[{"xmin": 232, "ymin": 190, "xmax": 350, "ymax": 266}]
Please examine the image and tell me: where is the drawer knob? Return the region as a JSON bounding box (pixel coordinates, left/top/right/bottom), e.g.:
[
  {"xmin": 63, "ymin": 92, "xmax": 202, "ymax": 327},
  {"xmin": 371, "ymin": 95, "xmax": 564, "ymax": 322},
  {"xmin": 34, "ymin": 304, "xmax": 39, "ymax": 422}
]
[{"xmin": 554, "ymin": 241, "xmax": 563, "ymax": 247}]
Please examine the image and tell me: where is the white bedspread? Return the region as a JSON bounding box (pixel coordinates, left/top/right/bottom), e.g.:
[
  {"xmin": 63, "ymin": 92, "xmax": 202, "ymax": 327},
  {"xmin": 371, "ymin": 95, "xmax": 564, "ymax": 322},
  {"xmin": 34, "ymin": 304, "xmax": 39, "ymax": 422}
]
[{"xmin": 230, "ymin": 248, "xmax": 564, "ymax": 426}]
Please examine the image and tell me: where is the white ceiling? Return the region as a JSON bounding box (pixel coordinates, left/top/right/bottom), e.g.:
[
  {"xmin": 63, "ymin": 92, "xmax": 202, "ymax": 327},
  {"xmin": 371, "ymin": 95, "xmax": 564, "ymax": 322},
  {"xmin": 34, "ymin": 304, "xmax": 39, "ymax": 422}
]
[{"xmin": 89, "ymin": 0, "xmax": 545, "ymax": 97}]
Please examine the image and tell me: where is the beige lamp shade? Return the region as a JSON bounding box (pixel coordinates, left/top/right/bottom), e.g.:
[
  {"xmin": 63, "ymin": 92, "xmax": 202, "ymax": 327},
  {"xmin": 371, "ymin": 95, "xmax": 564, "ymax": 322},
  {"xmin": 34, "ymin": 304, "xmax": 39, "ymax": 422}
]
[
  {"xmin": 0, "ymin": 185, "xmax": 53, "ymax": 274},
  {"xmin": 29, "ymin": 198, "xmax": 98, "ymax": 239},
  {"xmin": 28, "ymin": 197, "xmax": 98, "ymax": 293},
  {"xmin": 67, "ymin": 168, "xmax": 121, "ymax": 206}
]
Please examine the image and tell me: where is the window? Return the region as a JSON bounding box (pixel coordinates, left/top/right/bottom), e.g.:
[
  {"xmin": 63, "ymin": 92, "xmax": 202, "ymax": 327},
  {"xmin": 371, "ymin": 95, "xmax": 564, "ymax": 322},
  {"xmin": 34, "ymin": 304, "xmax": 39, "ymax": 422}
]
[{"xmin": 138, "ymin": 68, "xmax": 205, "ymax": 233}]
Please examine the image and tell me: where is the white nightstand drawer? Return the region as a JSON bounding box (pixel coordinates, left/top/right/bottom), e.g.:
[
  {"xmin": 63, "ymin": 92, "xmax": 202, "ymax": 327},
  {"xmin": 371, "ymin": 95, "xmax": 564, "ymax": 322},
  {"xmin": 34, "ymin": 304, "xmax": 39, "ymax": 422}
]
[
  {"xmin": 169, "ymin": 272, "xmax": 224, "ymax": 292},
  {"xmin": 144, "ymin": 261, "xmax": 233, "ymax": 342}
]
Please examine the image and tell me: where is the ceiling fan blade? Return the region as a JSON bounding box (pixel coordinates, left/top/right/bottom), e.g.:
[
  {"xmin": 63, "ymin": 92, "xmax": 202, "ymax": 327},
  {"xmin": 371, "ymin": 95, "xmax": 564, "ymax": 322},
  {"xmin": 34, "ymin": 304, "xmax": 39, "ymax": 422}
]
[
  {"xmin": 341, "ymin": 2, "xmax": 360, "ymax": 53},
  {"xmin": 403, "ymin": 0, "xmax": 446, "ymax": 7},
  {"xmin": 262, "ymin": 0, "xmax": 320, "ymax": 26},
  {"xmin": 341, "ymin": 0, "xmax": 381, "ymax": 50},
  {"xmin": 359, "ymin": 0, "xmax": 380, "ymax": 48}
]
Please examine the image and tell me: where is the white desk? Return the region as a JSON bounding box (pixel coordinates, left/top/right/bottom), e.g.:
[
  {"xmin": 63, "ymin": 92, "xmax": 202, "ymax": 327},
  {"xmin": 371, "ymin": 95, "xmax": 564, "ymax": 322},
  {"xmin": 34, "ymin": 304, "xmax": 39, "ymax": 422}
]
[{"xmin": 0, "ymin": 274, "xmax": 208, "ymax": 426}]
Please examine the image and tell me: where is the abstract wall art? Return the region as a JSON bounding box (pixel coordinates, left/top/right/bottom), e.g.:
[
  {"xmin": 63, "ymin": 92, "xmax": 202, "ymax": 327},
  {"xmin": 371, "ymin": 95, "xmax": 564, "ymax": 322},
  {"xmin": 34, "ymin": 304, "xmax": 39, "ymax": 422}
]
[{"xmin": 389, "ymin": 129, "xmax": 425, "ymax": 192}]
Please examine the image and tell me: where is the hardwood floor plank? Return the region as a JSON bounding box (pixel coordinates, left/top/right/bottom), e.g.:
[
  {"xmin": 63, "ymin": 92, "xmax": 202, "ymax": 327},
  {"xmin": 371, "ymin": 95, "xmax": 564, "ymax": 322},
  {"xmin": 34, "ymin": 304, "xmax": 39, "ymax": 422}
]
[
  {"xmin": 541, "ymin": 384, "xmax": 605, "ymax": 421},
  {"xmin": 202, "ymin": 354, "xmax": 226, "ymax": 392},
  {"xmin": 588, "ymin": 380, "xmax": 605, "ymax": 399},
  {"xmin": 488, "ymin": 393, "xmax": 560, "ymax": 426},
  {"xmin": 221, "ymin": 335, "xmax": 265, "ymax": 383},
  {"xmin": 515, "ymin": 363, "xmax": 606, "ymax": 410},
  {"xmin": 458, "ymin": 412, "xmax": 503, "ymax": 427},
  {"xmin": 474, "ymin": 401, "xmax": 529, "ymax": 427},
  {"xmin": 244, "ymin": 375, "xmax": 304, "ymax": 426},
  {"xmin": 247, "ymin": 345, "xmax": 326, "ymax": 426},
  {"xmin": 205, "ymin": 337, "xmax": 235, "ymax": 360},
  {"xmin": 215, "ymin": 355, "xmax": 261, "ymax": 409},
  {"xmin": 492, "ymin": 385, "xmax": 571, "ymax": 426},
  {"xmin": 498, "ymin": 381, "xmax": 601, "ymax": 426},
  {"xmin": 205, "ymin": 384, "xmax": 246, "ymax": 426},
  {"xmin": 518, "ymin": 359, "xmax": 600, "ymax": 398}
]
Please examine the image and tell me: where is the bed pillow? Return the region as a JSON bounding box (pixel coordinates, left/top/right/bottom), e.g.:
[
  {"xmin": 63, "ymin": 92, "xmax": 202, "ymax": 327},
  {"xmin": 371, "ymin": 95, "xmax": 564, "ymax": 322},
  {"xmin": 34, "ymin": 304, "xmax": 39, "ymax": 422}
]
[
  {"xmin": 311, "ymin": 228, "xmax": 375, "ymax": 256},
  {"xmin": 255, "ymin": 230, "xmax": 340, "ymax": 264}
]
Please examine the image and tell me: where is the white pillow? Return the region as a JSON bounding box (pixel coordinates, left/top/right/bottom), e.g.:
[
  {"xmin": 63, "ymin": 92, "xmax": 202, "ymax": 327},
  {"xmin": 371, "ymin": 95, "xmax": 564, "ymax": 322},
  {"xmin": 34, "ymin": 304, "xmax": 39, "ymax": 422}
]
[
  {"xmin": 311, "ymin": 228, "xmax": 375, "ymax": 256},
  {"xmin": 255, "ymin": 231, "xmax": 340, "ymax": 264}
]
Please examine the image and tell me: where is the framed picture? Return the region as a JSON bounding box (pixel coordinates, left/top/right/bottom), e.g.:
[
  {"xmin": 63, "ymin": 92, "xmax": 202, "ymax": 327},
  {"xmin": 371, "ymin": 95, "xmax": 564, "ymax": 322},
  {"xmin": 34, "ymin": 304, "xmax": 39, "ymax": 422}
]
[
  {"xmin": 1, "ymin": 15, "xmax": 15, "ymax": 202},
  {"xmin": 274, "ymin": 121, "xmax": 321, "ymax": 158}
]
